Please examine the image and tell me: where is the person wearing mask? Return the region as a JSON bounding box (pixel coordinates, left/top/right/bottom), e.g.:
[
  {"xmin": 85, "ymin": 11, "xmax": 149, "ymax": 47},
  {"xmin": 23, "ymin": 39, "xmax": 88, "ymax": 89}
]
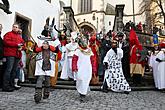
[{"xmin": 102, "ymin": 37, "xmax": 131, "ymax": 94}]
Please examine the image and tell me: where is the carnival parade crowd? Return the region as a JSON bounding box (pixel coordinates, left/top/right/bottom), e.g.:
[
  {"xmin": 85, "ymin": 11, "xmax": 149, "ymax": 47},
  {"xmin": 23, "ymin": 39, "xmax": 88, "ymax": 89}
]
[{"xmin": 0, "ymin": 21, "xmax": 165, "ymax": 103}]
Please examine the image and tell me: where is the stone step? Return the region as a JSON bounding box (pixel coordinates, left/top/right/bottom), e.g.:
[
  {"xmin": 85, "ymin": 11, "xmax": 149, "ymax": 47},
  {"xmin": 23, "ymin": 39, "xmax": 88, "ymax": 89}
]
[{"xmin": 20, "ymin": 82, "xmax": 156, "ymax": 91}]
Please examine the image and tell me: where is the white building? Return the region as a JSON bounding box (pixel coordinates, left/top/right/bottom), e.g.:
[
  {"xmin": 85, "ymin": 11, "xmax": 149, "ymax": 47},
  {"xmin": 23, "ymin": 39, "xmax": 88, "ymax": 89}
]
[
  {"xmin": 0, "ymin": 0, "xmax": 60, "ymax": 42},
  {"xmin": 61, "ymin": 0, "xmax": 145, "ymax": 34}
]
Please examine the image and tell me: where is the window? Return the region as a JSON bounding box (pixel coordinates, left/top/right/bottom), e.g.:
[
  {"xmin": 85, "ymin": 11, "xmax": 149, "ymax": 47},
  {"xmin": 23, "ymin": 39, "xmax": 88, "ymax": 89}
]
[{"xmin": 79, "ymin": 0, "xmax": 92, "ymax": 13}]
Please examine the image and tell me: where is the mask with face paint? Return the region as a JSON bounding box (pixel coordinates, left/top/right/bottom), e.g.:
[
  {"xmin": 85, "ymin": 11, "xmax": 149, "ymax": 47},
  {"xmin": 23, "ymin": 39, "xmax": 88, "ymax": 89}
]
[{"xmin": 78, "ymin": 36, "xmax": 88, "ymax": 48}]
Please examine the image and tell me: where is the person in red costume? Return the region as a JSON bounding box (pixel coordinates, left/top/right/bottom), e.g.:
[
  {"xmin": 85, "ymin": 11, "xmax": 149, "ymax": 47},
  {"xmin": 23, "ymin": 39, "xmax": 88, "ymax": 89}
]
[
  {"xmin": 89, "ymin": 34, "xmax": 99, "ymax": 85},
  {"xmin": 72, "ymin": 35, "xmax": 96, "ymax": 102},
  {"xmin": 129, "ymin": 28, "xmax": 145, "ymax": 86},
  {"xmin": 2, "ymin": 23, "xmax": 25, "ymax": 92}
]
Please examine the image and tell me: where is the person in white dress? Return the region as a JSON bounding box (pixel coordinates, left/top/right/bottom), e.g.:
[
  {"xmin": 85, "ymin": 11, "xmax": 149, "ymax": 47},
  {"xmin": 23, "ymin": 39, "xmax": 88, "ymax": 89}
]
[
  {"xmin": 149, "ymin": 45, "xmax": 159, "ymax": 88},
  {"xmin": 155, "ymin": 42, "xmax": 165, "ymax": 90},
  {"xmin": 60, "ymin": 32, "xmax": 79, "ymax": 80},
  {"xmin": 72, "ymin": 35, "xmax": 95, "ymax": 102}
]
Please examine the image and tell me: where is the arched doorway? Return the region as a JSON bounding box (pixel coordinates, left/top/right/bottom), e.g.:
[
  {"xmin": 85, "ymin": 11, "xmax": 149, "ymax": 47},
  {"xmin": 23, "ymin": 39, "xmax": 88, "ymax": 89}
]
[{"xmin": 79, "ymin": 22, "xmax": 96, "ymax": 34}]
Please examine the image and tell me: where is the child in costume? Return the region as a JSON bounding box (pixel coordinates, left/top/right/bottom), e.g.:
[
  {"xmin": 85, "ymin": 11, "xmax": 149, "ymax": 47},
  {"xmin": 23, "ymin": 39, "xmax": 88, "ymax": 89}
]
[{"xmin": 34, "ymin": 41, "xmax": 58, "ymax": 103}]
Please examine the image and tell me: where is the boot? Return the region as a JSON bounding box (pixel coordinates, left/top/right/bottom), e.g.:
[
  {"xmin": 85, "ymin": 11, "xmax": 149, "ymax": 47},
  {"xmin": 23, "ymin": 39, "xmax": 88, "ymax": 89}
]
[
  {"xmin": 14, "ymin": 79, "xmax": 21, "ymax": 90},
  {"xmin": 2, "ymin": 81, "xmax": 15, "ymax": 92},
  {"xmin": 79, "ymin": 94, "xmax": 86, "ymax": 102},
  {"xmin": 43, "ymin": 87, "xmax": 50, "ymax": 99},
  {"xmin": 34, "ymin": 88, "xmax": 42, "ymax": 103}
]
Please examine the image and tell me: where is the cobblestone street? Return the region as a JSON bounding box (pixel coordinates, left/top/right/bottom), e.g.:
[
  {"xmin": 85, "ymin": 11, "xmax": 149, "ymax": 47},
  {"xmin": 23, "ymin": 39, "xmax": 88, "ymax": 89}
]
[{"xmin": 0, "ymin": 87, "xmax": 165, "ymax": 110}]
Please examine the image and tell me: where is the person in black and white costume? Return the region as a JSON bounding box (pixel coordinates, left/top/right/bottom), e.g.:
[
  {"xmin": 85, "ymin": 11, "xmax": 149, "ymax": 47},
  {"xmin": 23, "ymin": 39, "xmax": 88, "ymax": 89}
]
[{"xmin": 102, "ymin": 37, "xmax": 131, "ymax": 94}]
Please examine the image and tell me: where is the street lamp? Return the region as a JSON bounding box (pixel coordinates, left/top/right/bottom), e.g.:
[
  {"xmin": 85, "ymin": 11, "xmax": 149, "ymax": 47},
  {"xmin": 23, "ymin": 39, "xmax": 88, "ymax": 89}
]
[
  {"xmin": 97, "ymin": 17, "xmax": 98, "ymax": 33},
  {"xmin": 132, "ymin": 0, "xmax": 135, "ymax": 23}
]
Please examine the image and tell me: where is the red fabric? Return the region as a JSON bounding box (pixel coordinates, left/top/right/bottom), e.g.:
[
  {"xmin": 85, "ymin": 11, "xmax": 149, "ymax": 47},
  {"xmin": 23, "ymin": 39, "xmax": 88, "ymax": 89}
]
[
  {"xmin": 34, "ymin": 44, "xmax": 42, "ymax": 53},
  {"xmin": 159, "ymin": 41, "xmax": 165, "ymax": 48},
  {"xmin": 49, "ymin": 45, "xmax": 56, "ymax": 51},
  {"xmin": 57, "ymin": 51, "xmax": 62, "ymax": 61},
  {"xmin": 129, "ymin": 28, "xmax": 140, "ymax": 47},
  {"xmin": 137, "ymin": 22, "xmax": 142, "ymax": 31},
  {"xmin": 34, "ymin": 45, "xmax": 56, "ymax": 53},
  {"xmin": 60, "ymin": 40, "xmax": 67, "ymax": 46},
  {"xmin": 72, "ymin": 55, "xmax": 78, "ymax": 72},
  {"xmin": 89, "ymin": 35, "xmax": 96, "ymax": 43},
  {"xmin": 96, "ymin": 39, "xmax": 101, "ymax": 47},
  {"xmin": 3, "ymin": 31, "xmax": 24, "ymax": 58},
  {"xmin": 90, "ymin": 55, "xmax": 97, "ymax": 75},
  {"xmin": 129, "ymin": 28, "xmax": 144, "ymax": 65},
  {"xmin": 130, "ymin": 44, "xmax": 144, "ymax": 67},
  {"xmin": 89, "ymin": 44, "xmax": 98, "ymax": 76}
]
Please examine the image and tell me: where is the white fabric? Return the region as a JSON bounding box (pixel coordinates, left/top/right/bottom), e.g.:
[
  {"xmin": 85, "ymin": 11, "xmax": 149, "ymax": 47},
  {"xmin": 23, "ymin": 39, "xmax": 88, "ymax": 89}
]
[
  {"xmin": 155, "ymin": 49, "xmax": 165, "ymax": 89},
  {"xmin": 74, "ymin": 49, "xmax": 93, "ymax": 95},
  {"xmin": 58, "ymin": 45, "xmax": 66, "ymax": 72},
  {"xmin": 21, "ymin": 51, "xmax": 26, "ymax": 68},
  {"xmin": 35, "ymin": 59, "xmax": 55, "ymax": 77},
  {"xmin": 71, "ymin": 32, "xmax": 78, "ymax": 40},
  {"xmin": 37, "ymin": 38, "xmax": 60, "ymax": 47},
  {"xmin": 118, "ymin": 42, "xmax": 123, "ymax": 49},
  {"xmin": 149, "ymin": 51, "xmax": 159, "ymax": 88},
  {"xmin": 60, "ymin": 43, "xmax": 78, "ymax": 79},
  {"xmin": 103, "ymin": 48, "xmax": 131, "ymax": 92}
]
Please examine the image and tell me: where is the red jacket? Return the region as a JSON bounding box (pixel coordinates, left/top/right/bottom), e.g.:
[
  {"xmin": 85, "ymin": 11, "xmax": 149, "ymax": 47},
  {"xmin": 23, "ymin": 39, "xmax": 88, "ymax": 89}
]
[{"xmin": 3, "ymin": 31, "xmax": 24, "ymax": 58}]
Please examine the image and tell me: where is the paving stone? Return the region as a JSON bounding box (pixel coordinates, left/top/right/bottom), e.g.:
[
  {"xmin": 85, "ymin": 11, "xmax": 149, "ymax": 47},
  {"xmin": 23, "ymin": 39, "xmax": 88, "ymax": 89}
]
[{"xmin": 0, "ymin": 87, "xmax": 165, "ymax": 110}]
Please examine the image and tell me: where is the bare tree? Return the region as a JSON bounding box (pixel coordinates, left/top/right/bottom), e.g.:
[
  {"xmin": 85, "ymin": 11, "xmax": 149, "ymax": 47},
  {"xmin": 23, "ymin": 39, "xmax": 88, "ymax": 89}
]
[{"xmin": 139, "ymin": 0, "xmax": 165, "ymax": 29}]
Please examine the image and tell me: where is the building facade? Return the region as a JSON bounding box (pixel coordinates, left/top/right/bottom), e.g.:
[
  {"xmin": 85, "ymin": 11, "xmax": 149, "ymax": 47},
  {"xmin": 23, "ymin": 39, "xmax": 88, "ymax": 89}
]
[
  {"xmin": 0, "ymin": 0, "xmax": 60, "ymax": 42},
  {"xmin": 61, "ymin": 0, "xmax": 145, "ymax": 34}
]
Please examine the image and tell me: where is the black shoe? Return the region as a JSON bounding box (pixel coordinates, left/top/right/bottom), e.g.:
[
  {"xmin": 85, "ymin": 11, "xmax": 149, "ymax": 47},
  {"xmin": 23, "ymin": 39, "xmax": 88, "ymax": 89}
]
[
  {"xmin": 34, "ymin": 88, "xmax": 42, "ymax": 103},
  {"xmin": 43, "ymin": 88, "xmax": 50, "ymax": 99},
  {"xmin": 124, "ymin": 91, "xmax": 129, "ymax": 94},
  {"xmin": 79, "ymin": 94, "xmax": 86, "ymax": 102},
  {"xmin": 14, "ymin": 86, "xmax": 21, "ymax": 90},
  {"xmin": 102, "ymin": 89, "xmax": 108, "ymax": 93}
]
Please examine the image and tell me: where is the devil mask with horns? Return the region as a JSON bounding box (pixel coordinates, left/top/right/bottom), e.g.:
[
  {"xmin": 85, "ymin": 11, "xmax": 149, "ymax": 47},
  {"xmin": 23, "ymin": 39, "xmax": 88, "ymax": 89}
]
[
  {"xmin": 54, "ymin": 24, "xmax": 67, "ymax": 45},
  {"xmin": 37, "ymin": 17, "xmax": 56, "ymax": 41}
]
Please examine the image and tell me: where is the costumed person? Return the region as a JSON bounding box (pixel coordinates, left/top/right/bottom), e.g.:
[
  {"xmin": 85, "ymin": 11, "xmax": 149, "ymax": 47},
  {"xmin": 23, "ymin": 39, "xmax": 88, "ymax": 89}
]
[
  {"xmin": 54, "ymin": 25, "xmax": 67, "ymax": 71},
  {"xmin": 33, "ymin": 41, "xmax": 58, "ymax": 103},
  {"xmin": 37, "ymin": 18, "xmax": 61, "ymax": 87},
  {"xmin": 98, "ymin": 34, "xmax": 111, "ymax": 81},
  {"xmin": 2, "ymin": 23, "xmax": 25, "ymax": 92},
  {"xmin": 129, "ymin": 28, "xmax": 145, "ymax": 86},
  {"xmin": 155, "ymin": 42, "xmax": 165, "ymax": 90},
  {"xmin": 72, "ymin": 35, "xmax": 96, "ymax": 102},
  {"xmin": 102, "ymin": 37, "xmax": 131, "ymax": 94},
  {"xmin": 117, "ymin": 31, "xmax": 131, "ymax": 80},
  {"xmin": 149, "ymin": 44, "xmax": 160, "ymax": 89},
  {"xmin": 60, "ymin": 32, "xmax": 78, "ymax": 80},
  {"xmin": 51, "ymin": 25, "xmax": 67, "ymax": 86},
  {"xmin": 89, "ymin": 34, "xmax": 99, "ymax": 85},
  {"xmin": 26, "ymin": 40, "xmax": 36, "ymax": 82}
]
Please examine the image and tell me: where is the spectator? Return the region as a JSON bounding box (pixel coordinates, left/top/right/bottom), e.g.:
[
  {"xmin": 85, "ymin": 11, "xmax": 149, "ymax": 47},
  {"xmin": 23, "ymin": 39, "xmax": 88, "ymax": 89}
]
[
  {"xmin": 0, "ymin": 24, "xmax": 3, "ymax": 88},
  {"xmin": 153, "ymin": 25, "xmax": 159, "ymax": 34},
  {"xmin": 2, "ymin": 23, "xmax": 25, "ymax": 92}
]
